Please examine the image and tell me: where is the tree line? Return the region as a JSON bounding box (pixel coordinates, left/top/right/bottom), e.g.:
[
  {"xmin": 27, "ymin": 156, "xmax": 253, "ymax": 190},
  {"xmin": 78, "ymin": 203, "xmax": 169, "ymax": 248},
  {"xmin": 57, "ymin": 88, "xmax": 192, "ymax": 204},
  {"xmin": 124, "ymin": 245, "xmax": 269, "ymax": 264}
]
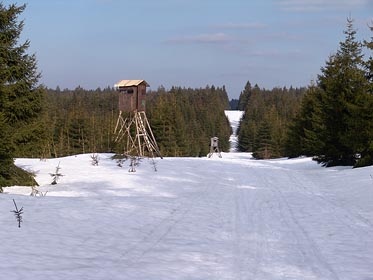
[
  {"xmin": 147, "ymin": 85, "xmax": 231, "ymax": 157},
  {"xmin": 39, "ymin": 85, "xmax": 231, "ymax": 158},
  {"xmin": 3, "ymin": 83, "xmax": 232, "ymax": 161},
  {"xmin": 236, "ymin": 82, "xmax": 306, "ymax": 159},
  {"xmin": 237, "ymin": 18, "xmax": 373, "ymax": 168}
]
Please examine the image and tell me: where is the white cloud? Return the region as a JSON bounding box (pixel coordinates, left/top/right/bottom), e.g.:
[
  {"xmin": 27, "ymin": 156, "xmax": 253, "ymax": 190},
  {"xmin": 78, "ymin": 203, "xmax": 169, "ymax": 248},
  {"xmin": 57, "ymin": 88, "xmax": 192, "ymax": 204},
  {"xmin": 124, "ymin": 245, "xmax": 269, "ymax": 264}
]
[
  {"xmin": 262, "ymin": 32, "xmax": 303, "ymax": 41},
  {"xmin": 166, "ymin": 33, "xmax": 233, "ymax": 44},
  {"xmin": 278, "ymin": 0, "xmax": 370, "ymax": 11},
  {"xmin": 248, "ymin": 49, "xmax": 303, "ymax": 58},
  {"xmin": 211, "ymin": 22, "xmax": 268, "ymax": 30}
]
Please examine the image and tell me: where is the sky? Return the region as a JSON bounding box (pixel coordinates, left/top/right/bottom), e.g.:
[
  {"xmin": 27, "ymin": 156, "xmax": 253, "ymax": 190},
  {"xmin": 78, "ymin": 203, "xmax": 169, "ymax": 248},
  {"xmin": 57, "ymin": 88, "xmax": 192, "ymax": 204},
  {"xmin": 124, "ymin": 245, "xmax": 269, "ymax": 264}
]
[{"xmin": 15, "ymin": 0, "xmax": 373, "ymax": 99}]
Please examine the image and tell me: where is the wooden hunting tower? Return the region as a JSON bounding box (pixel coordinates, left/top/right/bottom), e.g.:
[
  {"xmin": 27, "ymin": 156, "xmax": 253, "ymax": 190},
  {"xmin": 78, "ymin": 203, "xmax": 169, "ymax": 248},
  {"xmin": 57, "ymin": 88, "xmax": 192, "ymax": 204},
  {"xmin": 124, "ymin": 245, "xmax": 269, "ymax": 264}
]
[
  {"xmin": 207, "ymin": 137, "xmax": 222, "ymax": 158},
  {"xmin": 114, "ymin": 80, "xmax": 149, "ymax": 112},
  {"xmin": 113, "ymin": 79, "xmax": 162, "ymax": 161}
]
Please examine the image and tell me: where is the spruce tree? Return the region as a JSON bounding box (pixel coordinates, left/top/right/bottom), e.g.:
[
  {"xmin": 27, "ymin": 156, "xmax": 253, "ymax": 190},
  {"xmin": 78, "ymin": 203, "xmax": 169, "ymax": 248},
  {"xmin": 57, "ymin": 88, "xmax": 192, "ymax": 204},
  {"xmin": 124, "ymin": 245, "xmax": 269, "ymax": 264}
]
[
  {"xmin": 0, "ymin": 113, "xmax": 13, "ymax": 189},
  {"xmin": 0, "ymin": 3, "xmax": 43, "ymax": 187},
  {"xmin": 284, "ymin": 83, "xmax": 325, "ymax": 157},
  {"xmin": 237, "ymin": 81, "xmax": 252, "ymax": 111},
  {"xmin": 314, "ymin": 18, "xmax": 369, "ymax": 166},
  {"xmin": 237, "ymin": 114, "xmax": 255, "ymax": 152},
  {"xmin": 364, "ymin": 22, "xmax": 373, "ymax": 92},
  {"xmin": 354, "ymin": 22, "xmax": 373, "ymax": 167},
  {"xmin": 252, "ymin": 119, "xmax": 272, "ymax": 159},
  {"xmin": 287, "ymin": 18, "xmax": 372, "ymax": 167}
]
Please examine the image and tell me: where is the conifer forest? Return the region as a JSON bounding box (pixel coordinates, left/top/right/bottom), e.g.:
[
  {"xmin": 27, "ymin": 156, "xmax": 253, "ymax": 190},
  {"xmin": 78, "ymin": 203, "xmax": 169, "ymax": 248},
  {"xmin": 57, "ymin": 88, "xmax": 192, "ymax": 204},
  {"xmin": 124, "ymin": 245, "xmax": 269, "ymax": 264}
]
[
  {"xmin": 40, "ymin": 85, "xmax": 232, "ymax": 159},
  {"xmin": 237, "ymin": 18, "xmax": 373, "ymax": 168},
  {"xmin": 1, "ymin": 2, "xmax": 373, "ymax": 187}
]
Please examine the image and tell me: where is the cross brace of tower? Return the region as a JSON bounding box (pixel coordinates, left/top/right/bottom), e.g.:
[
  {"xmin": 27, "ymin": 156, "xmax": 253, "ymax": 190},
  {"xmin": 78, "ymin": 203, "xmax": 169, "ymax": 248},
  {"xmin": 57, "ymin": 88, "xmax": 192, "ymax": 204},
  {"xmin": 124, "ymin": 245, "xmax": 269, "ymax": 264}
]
[
  {"xmin": 207, "ymin": 146, "xmax": 222, "ymax": 158},
  {"xmin": 114, "ymin": 110, "xmax": 162, "ymax": 159}
]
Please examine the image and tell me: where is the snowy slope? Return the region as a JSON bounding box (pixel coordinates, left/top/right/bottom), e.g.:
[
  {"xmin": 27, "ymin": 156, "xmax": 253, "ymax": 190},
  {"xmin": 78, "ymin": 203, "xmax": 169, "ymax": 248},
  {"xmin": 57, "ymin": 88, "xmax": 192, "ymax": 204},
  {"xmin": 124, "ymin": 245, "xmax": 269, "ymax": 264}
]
[
  {"xmin": 1, "ymin": 117, "xmax": 373, "ymax": 279},
  {"xmin": 225, "ymin": 110, "xmax": 244, "ymax": 152}
]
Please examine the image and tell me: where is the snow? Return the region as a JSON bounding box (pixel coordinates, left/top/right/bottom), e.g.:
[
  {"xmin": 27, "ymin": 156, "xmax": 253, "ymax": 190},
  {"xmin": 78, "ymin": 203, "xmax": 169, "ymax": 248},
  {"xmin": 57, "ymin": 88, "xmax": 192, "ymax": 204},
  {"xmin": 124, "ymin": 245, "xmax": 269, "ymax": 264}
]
[
  {"xmin": 225, "ymin": 110, "xmax": 244, "ymax": 152},
  {"xmin": 1, "ymin": 110, "xmax": 373, "ymax": 280}
]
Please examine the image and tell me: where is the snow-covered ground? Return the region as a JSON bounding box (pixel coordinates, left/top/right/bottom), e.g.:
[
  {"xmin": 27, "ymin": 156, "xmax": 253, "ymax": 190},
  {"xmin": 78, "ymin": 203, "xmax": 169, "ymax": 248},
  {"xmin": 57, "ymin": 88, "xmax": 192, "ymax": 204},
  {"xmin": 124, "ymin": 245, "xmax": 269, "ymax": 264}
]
[
  {"xmin": 1, "ymin": 111, "xmax": 372, "ymax": 280},
  {"xmin": 225, "ymin": 110, "xmax": 244, "ymax": 152}
]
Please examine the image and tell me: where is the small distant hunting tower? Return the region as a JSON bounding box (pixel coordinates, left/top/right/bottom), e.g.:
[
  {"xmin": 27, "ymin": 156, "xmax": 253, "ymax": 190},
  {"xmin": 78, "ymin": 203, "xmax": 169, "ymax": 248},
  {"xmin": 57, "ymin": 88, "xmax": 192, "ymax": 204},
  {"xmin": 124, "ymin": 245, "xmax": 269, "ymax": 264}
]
[
  {"xmin": 207, "ymin": 137, "xmax": 222, "ymax": 158},
  {"xmin": 113, "ymin": 80, "xmax": 162, "ymax": 159}
]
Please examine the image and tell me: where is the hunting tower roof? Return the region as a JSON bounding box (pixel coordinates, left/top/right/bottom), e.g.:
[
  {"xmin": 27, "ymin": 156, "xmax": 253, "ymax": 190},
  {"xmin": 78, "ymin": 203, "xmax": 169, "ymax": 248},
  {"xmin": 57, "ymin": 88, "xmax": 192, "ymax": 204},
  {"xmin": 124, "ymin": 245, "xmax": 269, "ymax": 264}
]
[{"xmin": 114, "ymin": 80, "xmax": 150, "ymax": 89}]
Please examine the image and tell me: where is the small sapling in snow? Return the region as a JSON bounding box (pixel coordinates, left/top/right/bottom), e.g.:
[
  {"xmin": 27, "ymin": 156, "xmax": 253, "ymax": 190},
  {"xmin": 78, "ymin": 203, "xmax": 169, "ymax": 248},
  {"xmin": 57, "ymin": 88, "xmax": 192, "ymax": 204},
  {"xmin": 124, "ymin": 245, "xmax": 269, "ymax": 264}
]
[
  {"xmin": 117, "ymin": 159, "xmax": 124, "ymax": 167},
  {"xmin": 91, "ymin": 153, "xmax": 99, "ymax": 166},
  {"xmin": 50, "ymin": 162, "xmax": 63, "ymax": 185},
  {"xmin": 112, "ymin": 154, "xmax": 127, "ymax": 168},
  {"xmin": 11, "ymin": 199, "xmax": 23, "ymax": 228},
  {"xmin": 128, "ymin": 156, "xmax": 141, "ymax": 172},
  {"xmin": 30, "ymin": 186, "xmax": 47, "ymax": 197},
  {"xmin": 113, "ymin": 154, "xmax": 141, "ymax": 172},
  {"xmin": 150, "ymin": 158, "xmax": 158, "ymax": 172}
]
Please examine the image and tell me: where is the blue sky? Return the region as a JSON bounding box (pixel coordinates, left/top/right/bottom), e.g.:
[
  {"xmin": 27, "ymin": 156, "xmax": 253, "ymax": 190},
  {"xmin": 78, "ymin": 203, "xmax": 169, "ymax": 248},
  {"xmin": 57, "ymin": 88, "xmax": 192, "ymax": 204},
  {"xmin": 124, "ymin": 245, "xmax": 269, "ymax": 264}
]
[{"xmin": 17, "ymin": 0, "xmax": 373, "ymax": 98}]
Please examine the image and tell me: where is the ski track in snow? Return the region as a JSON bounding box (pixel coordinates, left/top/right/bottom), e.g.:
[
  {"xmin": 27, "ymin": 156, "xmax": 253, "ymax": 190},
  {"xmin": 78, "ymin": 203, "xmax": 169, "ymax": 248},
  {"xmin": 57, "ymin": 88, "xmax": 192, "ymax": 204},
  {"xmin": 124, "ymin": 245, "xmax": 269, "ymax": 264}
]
[{"xmin": 0, "ymin": 110, "xmax": 372, "ymax": 279}]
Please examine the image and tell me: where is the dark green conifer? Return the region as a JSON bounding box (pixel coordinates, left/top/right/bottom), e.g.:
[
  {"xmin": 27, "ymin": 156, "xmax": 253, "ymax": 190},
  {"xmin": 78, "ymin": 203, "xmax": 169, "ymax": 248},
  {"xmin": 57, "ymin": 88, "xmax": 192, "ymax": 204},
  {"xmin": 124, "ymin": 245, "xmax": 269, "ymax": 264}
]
[
  {"xmin": 286, "ymin": 18, "xmax": 372, "ymax": 167},
  {"xmin": 237, "ymin": 81, "xmax": 252, "ymax": 111},
  {"xmin": 0, "ymin": 3, "xmax": 43, "ymax": 187},
  {"xmin": 354, "ymin": 23, "xmax": 373, "ymax": 167},
  {"xmin": 314, "ymin": 18, "xmax": 369, "ymax": 166},
  {"xmin": 253, "ymin": 120, "xmax": 272, "ymax": 159},
  {"xmin": 284, "ymin": 83, "xmax": 324, "ymax": 157}
]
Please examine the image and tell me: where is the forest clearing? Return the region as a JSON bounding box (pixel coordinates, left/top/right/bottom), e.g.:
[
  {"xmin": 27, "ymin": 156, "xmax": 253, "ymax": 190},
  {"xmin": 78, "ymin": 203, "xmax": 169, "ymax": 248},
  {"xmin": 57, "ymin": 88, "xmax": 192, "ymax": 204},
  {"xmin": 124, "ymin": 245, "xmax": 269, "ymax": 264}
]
[{"xmin": 1, "ymin": 111, "xmax": 372, "ymax": 280}]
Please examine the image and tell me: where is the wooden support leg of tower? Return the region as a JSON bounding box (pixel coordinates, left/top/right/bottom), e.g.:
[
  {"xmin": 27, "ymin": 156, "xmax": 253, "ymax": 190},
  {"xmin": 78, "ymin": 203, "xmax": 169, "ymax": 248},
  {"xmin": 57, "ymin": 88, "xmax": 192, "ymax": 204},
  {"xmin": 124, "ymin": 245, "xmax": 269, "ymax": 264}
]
[
  {"xmin": 114, "ymin": 110, "xmax": 162, "ymax": 159},
  {"xmin": 135, "ymin": 111, "xmax": 163, "ymax": 159},
  {"xmin": 114, "ymin": 111, "xmax": 138, "ymax": 157},
  {"xmin": 216, "ymin": 147, "xmax": 222, "ymax": 158},
  {"xmin": 113, "ymin": 111, "xmax": 124, "ymax": 141},
  {"xmin": 125, "ymin": 118, "xmax": 139, "ymax": 156},
  {"xmin": 208, "ymin": 146, "xmax": 222, "ymax": 158}
]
